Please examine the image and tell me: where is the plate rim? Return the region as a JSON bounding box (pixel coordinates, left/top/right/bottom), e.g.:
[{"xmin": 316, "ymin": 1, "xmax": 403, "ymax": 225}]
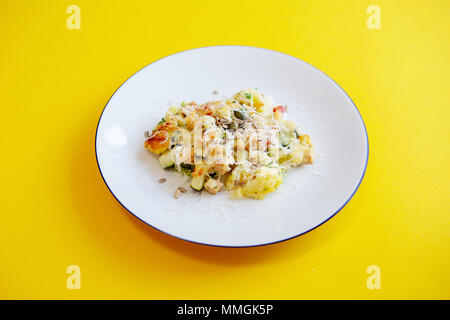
[{"xmin": 94, "ymin": 45, "xmax": 369, "ymax": 248}]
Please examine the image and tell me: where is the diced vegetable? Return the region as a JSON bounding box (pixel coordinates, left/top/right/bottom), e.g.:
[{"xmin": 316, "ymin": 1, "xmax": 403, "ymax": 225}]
[
  {"xmin": 180, "ymin": 163, "xmax": 195, "ymax": 171},
  {"xmin": 191, "ymin": 174, "xmax": 205, "ymax": 191},
  {"xmin": 190, "ymin": 166, "xmax": 206, "ymax": 190},
  {"xmin": 273, "ymin": 105, "xmax": 285, "ymax": 113},
  {"xmin": 167, "ymin": 105, "xmax": 180, "ymax": 115},
  {"xmin": 213, "ymin": 163, "xmax": 231, "ymax": 175},
  {"xmin": 201, "ymin": 115, "xmax": 216, "ymax": 129},
  {"xmin": 159, "ymin": 150, "xmax": 174, "ymax": 168},
  {"xmin": 282, "ymin": 120, "xmax": 296, "ymax": 130},
  {"xmin": 204, "ymin": 178, "xmax": 223, "ymax": 194}
]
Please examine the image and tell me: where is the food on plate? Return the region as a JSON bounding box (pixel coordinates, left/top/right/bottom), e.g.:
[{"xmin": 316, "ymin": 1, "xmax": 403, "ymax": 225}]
[{"xmin": 145, "ymin": 89, "xmax": 315, "ymax": 199}]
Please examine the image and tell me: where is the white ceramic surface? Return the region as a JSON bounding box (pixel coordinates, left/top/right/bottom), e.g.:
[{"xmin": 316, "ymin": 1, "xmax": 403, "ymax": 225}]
[{"xmin": 95, "ymin": 46, "xmax": 368, "ymax": 247}]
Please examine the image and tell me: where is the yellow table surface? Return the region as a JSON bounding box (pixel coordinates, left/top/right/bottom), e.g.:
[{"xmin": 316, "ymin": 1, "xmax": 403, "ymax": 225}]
[{"xmin": 1, "ymin": 0, "xmax": 449, "ymax": 299}]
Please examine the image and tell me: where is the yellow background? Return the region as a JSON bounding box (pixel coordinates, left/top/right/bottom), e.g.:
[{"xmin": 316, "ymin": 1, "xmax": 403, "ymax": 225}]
[{"xmin": 1, "ymin": 0, "xmax": 449, "ymax": 299}]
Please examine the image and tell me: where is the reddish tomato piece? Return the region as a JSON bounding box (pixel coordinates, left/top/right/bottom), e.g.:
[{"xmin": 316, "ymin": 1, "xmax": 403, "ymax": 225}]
[{"xmin": 273, "ymin": 105, "xmax": 285, "ymax": 113}]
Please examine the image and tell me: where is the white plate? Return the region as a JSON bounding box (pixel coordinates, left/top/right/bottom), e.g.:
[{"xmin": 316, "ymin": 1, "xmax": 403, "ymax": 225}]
[{"xmin": 95, "ymin": 46, "xmax": 368, "ymax": 247}]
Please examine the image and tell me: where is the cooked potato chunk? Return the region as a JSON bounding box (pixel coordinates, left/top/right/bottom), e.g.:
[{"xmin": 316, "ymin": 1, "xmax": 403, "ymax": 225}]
[
  {"xmin": 204, "ymin": 178, "xmax": 223, "ymax": 194},
  {"xmin": 145, "ymin": 130, "xmax": 170, "ymax": 154},
  {"xmin": 242, "ymin": 167, "xmax": 283, "ymax": 199},
  {"xmin": 213, "ymin": 163, "xmax": 231, "ymax": 175}
]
